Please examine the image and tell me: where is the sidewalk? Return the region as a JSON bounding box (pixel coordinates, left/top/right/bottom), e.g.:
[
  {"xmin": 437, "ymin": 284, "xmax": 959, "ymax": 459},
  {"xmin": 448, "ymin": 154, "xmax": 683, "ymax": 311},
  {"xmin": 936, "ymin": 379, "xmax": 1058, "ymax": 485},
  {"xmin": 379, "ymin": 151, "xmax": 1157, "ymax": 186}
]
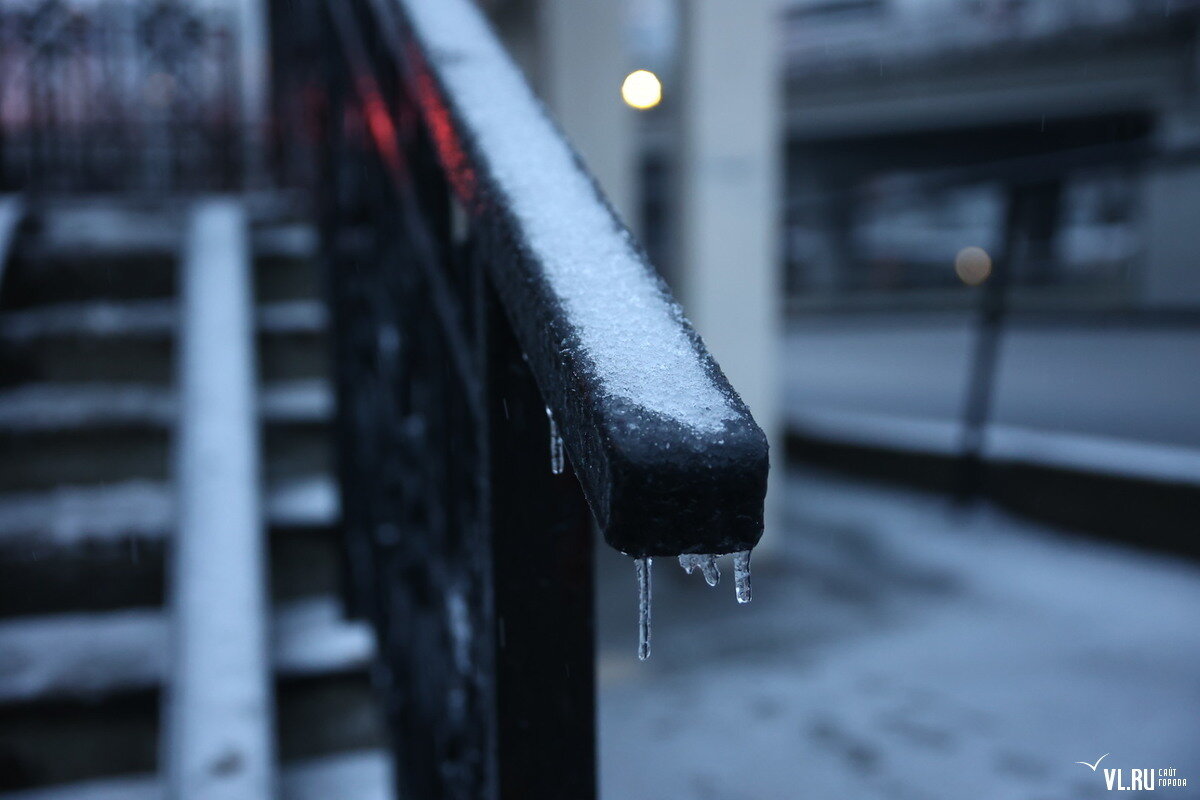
[
  {"xmin": 596, "ymin": 468, "xmax": 1200, "ymax": 799},
  {"xmin": 784, "ymin": 315, "xmax": 1200, "ymax": 484}
]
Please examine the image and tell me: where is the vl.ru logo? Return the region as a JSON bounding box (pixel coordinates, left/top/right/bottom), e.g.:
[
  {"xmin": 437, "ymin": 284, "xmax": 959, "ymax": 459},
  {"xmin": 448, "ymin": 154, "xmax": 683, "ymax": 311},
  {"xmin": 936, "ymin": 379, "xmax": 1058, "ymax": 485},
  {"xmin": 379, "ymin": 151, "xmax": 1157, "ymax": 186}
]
[{"xmin": 1076, "ymin": 754, "xmax": 1189, "ymax": 791}]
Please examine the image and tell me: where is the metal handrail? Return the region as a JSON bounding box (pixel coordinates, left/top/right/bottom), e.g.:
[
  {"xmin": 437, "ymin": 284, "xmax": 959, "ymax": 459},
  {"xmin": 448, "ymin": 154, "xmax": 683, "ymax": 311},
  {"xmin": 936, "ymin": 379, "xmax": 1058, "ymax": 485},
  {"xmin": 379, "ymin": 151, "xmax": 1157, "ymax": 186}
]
[
  {"xmin": 293, "ymin": 0, "xmax": 769, "ymax": 796},
  {"xmin": 359, "ymin": 0, "xmax": 768, "ymax": 558}
]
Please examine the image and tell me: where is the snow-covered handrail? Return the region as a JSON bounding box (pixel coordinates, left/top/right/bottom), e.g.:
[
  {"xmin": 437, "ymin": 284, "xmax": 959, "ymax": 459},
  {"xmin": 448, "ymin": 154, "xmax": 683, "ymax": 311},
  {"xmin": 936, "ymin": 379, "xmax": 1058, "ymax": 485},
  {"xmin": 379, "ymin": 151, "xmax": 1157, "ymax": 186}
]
[
  {"xmin": 376, "ymin": 0, "xmax": 769, "ymax": 559},
  {"xmin": 308, "ymin": 0, "xmax": 768, "ymax": 794}
]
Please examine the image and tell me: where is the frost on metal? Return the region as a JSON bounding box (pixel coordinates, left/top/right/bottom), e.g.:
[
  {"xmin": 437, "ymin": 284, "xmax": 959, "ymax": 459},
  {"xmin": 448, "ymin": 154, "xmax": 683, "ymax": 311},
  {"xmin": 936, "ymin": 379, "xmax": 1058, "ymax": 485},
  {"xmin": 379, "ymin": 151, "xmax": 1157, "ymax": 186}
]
[
  {"xmin": 733, "ymin": 550, "xmax": 753, "ymax": 604},
  {"xmin": 402, "ymin": 0, "xmax": 738, "ymax": 434},
  {"xmin": 631, "ymin": 550, "xmax": 752, "ymax": 660},
  {"xmin": 635, "ymin": 557, "xmax": 652, "ymax": 661},
  {"xmin": 546, "ymin": 405, "xmax": 565, "ymax": 475}
]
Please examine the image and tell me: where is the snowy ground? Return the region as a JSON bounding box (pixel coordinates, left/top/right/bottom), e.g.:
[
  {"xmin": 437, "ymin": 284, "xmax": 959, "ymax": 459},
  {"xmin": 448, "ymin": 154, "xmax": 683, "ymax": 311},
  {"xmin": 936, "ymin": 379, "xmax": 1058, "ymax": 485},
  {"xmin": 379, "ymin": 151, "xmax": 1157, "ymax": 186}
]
[
  {"xmin": 784, "ymin": 314, "xmax": 1200, "ymax": 483},
  {"xmin": 596, "ymin": 468, "xmax": 1200, "ymax": 799}
]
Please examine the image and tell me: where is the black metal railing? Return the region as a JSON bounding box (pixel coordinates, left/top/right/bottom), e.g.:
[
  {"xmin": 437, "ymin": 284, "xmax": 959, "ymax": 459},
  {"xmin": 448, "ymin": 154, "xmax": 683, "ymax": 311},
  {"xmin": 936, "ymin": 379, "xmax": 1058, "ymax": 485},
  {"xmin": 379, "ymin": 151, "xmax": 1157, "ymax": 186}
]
[
  {"xmin": 286, "ymin": 0, "xmax": 769, "ymax": 796},
  {"xmin": 0, "ymin": 0, "xmax": 240, "ymax": 194}
]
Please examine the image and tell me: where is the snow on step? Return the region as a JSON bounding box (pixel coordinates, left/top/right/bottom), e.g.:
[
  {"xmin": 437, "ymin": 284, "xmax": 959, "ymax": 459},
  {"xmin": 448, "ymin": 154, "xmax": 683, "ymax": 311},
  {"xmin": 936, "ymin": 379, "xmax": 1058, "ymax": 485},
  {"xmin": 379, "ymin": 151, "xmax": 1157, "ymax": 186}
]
[
  {"xmin": 0, "ymin": 380, "xmax": 332, "ymax": 433},
  {"xmin": 266, "ymin": 474, "xmax": 339, "ymax": 528},
  {"xmin": 0, "ymin": 750, "xmax": 392, "ymax": 800},
  {"xmin": 0, "ymin": 774, "xmax": 160, "ymax": 800},
  {"xmin": 0, "ymin": 475, "xmax": 339, "ymax": 545},
  {"xmin": 0, "ymin": 299, "xmax": 176, "ymax": 342},
  {"xmin": 29, "ymin": 203, "xmax": 181, "ymax": 258},
  {"xmin": 0, "ymin": 596, "xmax": 373, "ymax": 704},
  {"xmin": 0, "ymin": 299, "xmax": 325, "ymax": 342},
  {"xmin": 253, "ymin": 222, "xmax": 318, "ymax": 261},
  {"xmin": 0, "ymin": 384, "xmax": 174, "ymax": 431},
  {"xmin": 0, "ymin": 480, "xmax": 172, "ymax": 545},
  {"xmin": 260, "ymin": 379, "xmax": 333, "ymax": 424},
  {"xmin": 258, "ymin": 299, "xmax": 326, "ymax": 334},
  {"xmin": 272, "ymin": 595, "xmax": 375, "ymax": 678}
]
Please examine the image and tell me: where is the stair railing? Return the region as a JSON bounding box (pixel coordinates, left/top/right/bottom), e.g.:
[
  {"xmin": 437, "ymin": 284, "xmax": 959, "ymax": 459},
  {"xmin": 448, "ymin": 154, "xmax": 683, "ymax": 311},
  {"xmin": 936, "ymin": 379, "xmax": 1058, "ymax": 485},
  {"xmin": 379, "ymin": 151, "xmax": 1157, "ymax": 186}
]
[{"xmin": 287, "ymin": 0, "xmax": 770, "ymax": 796}]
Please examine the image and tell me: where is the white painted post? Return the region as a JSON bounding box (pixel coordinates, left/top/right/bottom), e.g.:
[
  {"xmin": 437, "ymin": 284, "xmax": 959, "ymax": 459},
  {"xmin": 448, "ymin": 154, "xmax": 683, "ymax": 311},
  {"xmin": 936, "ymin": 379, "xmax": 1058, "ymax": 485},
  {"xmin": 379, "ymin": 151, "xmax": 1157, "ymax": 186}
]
[
  {"xmin": 677, "ymin": 0, "xmax": 783, "ymax": 546},
  {"xmin": 167, "ymin": 199, "xmax": 276, "ymax": 800}
]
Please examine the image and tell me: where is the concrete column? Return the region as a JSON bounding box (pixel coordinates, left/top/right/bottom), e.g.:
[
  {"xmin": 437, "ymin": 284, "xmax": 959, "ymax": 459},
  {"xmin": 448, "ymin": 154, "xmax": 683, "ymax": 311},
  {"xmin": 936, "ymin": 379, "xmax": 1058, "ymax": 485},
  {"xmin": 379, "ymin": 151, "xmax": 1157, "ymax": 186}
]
[
  {"xmin": 535, "ymin": 0, "xmax": 636, "ymax": 228},
  {"xmin": 678, "ymin": 0, "xmax": 782, "ymax": 544},
  {"xmin": 1143, "ymin": 102, "xmax": 1200, "ymax": 307}
]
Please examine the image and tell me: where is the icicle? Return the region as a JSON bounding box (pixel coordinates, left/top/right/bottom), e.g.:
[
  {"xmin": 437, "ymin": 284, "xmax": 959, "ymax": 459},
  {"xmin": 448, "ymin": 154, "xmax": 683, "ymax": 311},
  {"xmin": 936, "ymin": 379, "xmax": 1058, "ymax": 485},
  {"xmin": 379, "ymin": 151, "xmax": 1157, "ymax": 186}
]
[
  {"xmin": 635, "ymin": 557, "xmax": 652, "ymax": 661},
  {"xmin": 733, "ymin": 549, "xmax": 752, "ymax": 604},
  {"xmin": 679, "ymin": 553, "xmax": 719, "ymax": 586},
  {"xmin": 545, "ymin": 405, "xmax": 564, "ymax": 475}
]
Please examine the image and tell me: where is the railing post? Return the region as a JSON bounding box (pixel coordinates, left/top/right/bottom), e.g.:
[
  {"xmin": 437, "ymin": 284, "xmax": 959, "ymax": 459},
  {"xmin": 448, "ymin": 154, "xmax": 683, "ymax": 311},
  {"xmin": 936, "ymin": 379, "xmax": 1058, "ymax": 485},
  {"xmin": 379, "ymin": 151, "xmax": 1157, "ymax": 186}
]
[
  {"xmin": 295, "ymin": 1, "xmax": 769, "ymax": 797},
  {"xmin": 485, "ymin": 283, "xmax": 595, "ymax": 799}
]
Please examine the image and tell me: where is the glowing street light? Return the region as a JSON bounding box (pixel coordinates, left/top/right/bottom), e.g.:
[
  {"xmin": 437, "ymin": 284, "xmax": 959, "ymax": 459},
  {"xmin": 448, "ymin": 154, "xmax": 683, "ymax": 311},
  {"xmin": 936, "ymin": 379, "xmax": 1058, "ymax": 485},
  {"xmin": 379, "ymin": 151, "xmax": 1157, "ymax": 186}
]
[
  {"xmin": 955, "ymin": 246, "xmax": 993, "ymax": 286},
  {"xmin": 621, "ymin": 69, "xmax": 662, "ymax": 110}
]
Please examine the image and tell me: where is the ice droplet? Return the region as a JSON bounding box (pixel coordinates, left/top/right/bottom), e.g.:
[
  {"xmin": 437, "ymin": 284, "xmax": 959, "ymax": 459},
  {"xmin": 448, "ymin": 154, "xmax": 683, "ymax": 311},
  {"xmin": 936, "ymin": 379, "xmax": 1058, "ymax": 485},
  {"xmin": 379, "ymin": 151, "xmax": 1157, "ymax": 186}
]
[
  {"xmin": 546, "ymin": 405, "xmax": 564, "ymax": 475},
  {"xmin": 733, "ymin": 549, "xmax": 752, "ymax": 604},
  {"xmin": 636, "ymin": 557, "xmax": 652, "ymax": 661},
  {"xmin": 679, "ymin": 554, "xmax": 720, "ymax": 586}
]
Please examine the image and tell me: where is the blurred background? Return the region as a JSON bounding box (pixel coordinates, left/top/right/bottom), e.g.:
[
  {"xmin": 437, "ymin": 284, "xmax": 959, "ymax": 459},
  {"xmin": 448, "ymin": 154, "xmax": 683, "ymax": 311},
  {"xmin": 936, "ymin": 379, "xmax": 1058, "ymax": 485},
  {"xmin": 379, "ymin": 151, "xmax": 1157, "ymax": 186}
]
[{"xmin": 1, "ymin": 0, "xmax": 1199, "ymax": 798}]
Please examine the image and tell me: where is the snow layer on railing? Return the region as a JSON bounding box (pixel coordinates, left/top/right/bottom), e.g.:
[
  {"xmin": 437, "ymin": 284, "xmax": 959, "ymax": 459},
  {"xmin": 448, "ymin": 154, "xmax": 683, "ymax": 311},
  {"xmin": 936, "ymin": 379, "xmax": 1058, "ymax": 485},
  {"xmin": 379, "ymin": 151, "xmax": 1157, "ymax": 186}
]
[{"xmin": 404, "ymin": 0, "xmax": 738, "ymax": 434}]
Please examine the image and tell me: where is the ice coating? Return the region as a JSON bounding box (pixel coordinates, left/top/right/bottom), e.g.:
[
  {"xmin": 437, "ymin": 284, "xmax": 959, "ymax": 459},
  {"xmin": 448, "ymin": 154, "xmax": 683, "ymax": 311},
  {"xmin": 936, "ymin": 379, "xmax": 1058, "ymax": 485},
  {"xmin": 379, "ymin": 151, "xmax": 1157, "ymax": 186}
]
[
  {"xmin": 678, "ymin": 553, "xmax": 721, "ymax": 587},
  {"xmin": 636, "ymin": 557, "xmax": 652, "ymax": 661},
  {"xmin": 546, "ymin": 405, "xmax": 565, "ymax": 475},
  {"xmin": 734, "ymin": 550, "xmax": 753, "ymax": 604},
  {"xmin": 403, "ymin": 0, "xmax": 738, "ymax": 433}
]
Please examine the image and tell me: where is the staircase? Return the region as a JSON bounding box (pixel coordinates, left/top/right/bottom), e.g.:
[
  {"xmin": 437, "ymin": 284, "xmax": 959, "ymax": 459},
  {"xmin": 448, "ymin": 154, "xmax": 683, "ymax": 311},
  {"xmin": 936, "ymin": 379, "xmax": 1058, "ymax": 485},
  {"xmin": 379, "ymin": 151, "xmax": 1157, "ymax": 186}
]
[{"xmin": 0, "ymin": 197, "xmax": 393, "ymax": 799}]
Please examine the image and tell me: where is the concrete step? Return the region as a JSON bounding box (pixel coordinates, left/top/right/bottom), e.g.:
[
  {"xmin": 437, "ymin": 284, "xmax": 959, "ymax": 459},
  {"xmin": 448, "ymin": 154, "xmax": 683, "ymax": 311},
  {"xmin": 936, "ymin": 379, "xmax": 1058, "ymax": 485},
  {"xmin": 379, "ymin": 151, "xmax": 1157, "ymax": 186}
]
[
  {"xmin": 0, "ymin": 670, "xmax": 383, "ymax": 792},
  {"xmin": 0, "ymin": 401, "xmax": 331, "ymax": 494},
  {"xmin": 0, "ymin": 300, "xmax": 327, "ymax": 385},
  {"xmin": 2, "ymin": 208, "xmax": 317, "ymax": 310},
  {"xmin": 0, "ymin": 380, "xmax": 331, "ymax": 433},
  {"xmin": 0, "ymin": 475, "xmax": 340, "ymax": 620},
  {"xmin": 0, "ymin": 596, "xmax": 373, "ymax": 704},
  {"xmin": 0, "ymin": 540, "xmax": 165, "ymax": 619},
  {"xmin": 0, "ymin": 525, "xmax": 344, "ymax": 619},
  {"xmin": 0, "ymin": 750, "xmax": 392, "ymax": 800},
  {"xmin": 2, "ymin": 254, "xmax": 177, "ymax": 309},
  {"xmin": 0, "ymin": 426, "xmax": 168, "ymax": 494},
  {"xmin": 0, "ymin": 418, "xmax": 331, "ymax": 493},
  {"xmin": 0, "ymin": 475, "xmax": 338, "ymax": 549}
]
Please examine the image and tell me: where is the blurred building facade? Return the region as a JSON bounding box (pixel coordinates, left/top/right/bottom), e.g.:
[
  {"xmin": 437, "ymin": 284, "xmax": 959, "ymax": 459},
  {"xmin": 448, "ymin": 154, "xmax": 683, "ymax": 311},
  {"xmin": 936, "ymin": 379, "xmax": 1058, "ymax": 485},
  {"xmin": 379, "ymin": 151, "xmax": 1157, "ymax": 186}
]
[
  {"xmin": 780, "ymin": 0, "xmax": 1200, "ymax": 312},
  {"xmin": 0, "ymin": 0, "xmax": 268, "ymax": 194}
]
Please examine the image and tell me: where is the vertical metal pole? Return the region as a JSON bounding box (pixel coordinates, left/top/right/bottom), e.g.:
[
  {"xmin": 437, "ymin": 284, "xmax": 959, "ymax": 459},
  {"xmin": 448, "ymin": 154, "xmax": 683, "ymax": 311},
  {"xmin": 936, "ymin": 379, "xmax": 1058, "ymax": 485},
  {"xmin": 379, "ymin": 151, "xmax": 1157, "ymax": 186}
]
[
  {"xmin": 316, "ymin": 2, "xmax": 374, "ymax": 622},
  {"xmin": 958, "ymin": 180, "xmax": 1062, "ymax": 500},
  {"xmin": 957, "ymin": 216, "xmax": 1012, "ymax": 501},
  {"xmin": 485, "ymin": 283, "xmax": 596, "ymax": 800}
]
